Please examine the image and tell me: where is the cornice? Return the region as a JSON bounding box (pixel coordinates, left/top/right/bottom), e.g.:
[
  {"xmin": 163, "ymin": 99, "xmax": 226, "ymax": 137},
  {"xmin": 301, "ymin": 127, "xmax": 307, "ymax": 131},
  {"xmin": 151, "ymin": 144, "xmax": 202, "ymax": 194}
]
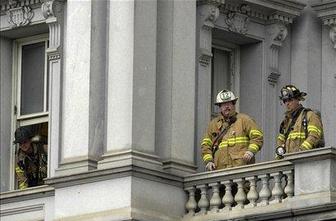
[
  {"xmin": 311, "ymin": 1, "xmax": 336, "ymax": 49},
  {"xmin": 220, "ymin": 2, "xmax": 301, "ymax": 24},
  {"xmin": 0, "ymin": 0, "xmax": 43, "ymax": 13},
  {"xmin": 311, "ymin": 0, "xmax": 336, "ymax": 25}
]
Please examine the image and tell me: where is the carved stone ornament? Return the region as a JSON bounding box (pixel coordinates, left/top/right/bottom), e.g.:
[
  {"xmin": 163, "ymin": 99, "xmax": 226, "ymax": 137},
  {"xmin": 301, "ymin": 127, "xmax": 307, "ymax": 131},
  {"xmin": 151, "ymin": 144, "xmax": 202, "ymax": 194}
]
[
  {"xmin": 330, "ymin": 24, "xmax": 336, "ymax": 49},
  {"xmin": 199, "ymin": 49, "xmax": 212, "ymax": 67},
  {"xmin": 7, "ymin": 1, "xmax": 34, "ymax": 28},
  {"xmin": 224, "ymin": 4, "xmax": 250, "ymax": 35},
  {"xmin": 41, "ymin": 0, "xmax": 63, "ymax": 21},
  {"xmin": 268, "ymin": 22, "xmax": 288, "ymax": 47}
]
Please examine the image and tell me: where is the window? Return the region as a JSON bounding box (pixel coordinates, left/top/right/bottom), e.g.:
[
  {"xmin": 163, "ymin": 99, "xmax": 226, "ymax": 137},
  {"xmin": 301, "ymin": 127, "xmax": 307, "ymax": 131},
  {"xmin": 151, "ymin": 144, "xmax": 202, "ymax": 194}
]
[
  {"xmin": 11, "ymin": 35, "xmax": 49, "ymax": 190},
  {"xmin": 211, "ymin": 42, "xmax": 240, "ymax": 116}
]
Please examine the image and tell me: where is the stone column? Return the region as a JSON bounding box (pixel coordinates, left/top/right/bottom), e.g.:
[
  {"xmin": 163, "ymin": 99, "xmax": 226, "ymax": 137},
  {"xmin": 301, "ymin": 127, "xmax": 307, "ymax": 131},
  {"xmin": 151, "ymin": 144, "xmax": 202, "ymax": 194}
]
[
  {"xmin": 56, "ymin": 0, "xmax": 107, "ymax": 175},
  {"xmin": 41, "ymin": 0, "xmax": 64, "ymax": 177},
  {"xmin": 156, "ymin": 0, "xmax": 197, "ymax": 175},
  {"xmin": 291, "ymin": 5, "xmax": 322, "ymax": 110},
  {"xmin": 195, "ymin": 0, "xmax": 221, "ymax": 171},
  {"xmin": 311, "ymin": 0, "xmax": 336, "ymax": 148},
  {"xmin": 98, "ymin": 0, "xmax": 160, "ymax": 170}
]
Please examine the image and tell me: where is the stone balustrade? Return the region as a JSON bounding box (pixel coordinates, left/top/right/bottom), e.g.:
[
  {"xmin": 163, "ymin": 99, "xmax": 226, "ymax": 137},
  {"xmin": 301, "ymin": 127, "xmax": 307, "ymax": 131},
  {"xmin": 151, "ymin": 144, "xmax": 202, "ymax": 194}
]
[
  {"xmin": 184, "ymin": 160, "xmax": 294, "ymax": 215},
  {"xmin": 183, "ymin": 147, "xmax": 336, "ymax": 220}
]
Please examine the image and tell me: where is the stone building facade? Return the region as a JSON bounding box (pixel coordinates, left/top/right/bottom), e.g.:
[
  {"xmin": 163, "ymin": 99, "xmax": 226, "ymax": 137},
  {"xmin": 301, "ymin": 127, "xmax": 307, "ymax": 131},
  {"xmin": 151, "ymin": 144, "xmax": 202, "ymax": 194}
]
[{"xmin": 0, "ymin": 0, "xmax": 335, "ymax": 220}]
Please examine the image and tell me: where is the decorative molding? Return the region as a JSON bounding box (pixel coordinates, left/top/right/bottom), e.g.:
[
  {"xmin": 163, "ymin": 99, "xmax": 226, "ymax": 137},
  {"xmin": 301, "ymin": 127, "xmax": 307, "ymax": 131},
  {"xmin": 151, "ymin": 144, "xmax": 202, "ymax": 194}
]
[
  {"xmin": 268, "ymin": 71, "xmax": 281, "ymax": 84},
  {"xmin": 224, "ymin": 4, "xmax": 250, "ymax": 35},
  {"xmin": 330, "ymin": 24, "xmax": 336, "ymax": 49},
  {"xmin": 6, "ymin": 4, "xmax": 34, "ymax": 28},
  {"xmin": 41, "ymin": 0, "xmax": 64, "ymax": 52},
  {"xmin": 266, "ymin": 22, "xmax": 288, "ymax": 84},
  {"xmin": 267, "ymin": 22, "xmax": 288, "ymax": 47},
  {"xmin": 311, "ymin": 1, "xmax": 336, "ymax": 50},
  {"xmin": 198, "ymin": 3, "xmax": 220, "ymax": 67},
  {"xmin": 41, "ymin": 0, "xmax": 63, "ymax": 22},
  {"xmin": 199, "ymin": 49, "xmax": 212, "ymax": 67},
  {"xmin": 48, "ymin": 52, "xmax": 61, "ymax": 60}
]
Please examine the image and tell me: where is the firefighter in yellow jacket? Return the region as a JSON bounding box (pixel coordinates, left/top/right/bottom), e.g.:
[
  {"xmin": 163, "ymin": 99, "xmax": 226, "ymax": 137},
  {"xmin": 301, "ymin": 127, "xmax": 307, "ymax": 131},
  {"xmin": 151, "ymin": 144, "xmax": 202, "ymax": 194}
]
[
  {"xmin": 201, "ymin": 90, "xmax": 263, "ymax": 171},
  {"xmin": 275, "ymin": 85, "xmax": 324, "ymax": 158},
  {"xmin": 14, "ymin": 126, "xmax": 48, "ymax": 189}
]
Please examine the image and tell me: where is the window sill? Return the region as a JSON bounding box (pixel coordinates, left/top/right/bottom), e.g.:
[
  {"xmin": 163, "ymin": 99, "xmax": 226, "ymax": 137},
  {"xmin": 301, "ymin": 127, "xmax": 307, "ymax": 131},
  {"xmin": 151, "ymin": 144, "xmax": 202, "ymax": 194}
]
[{"xmin": 0, "ymin": 185, "xmax": 54, "ymax": 204}]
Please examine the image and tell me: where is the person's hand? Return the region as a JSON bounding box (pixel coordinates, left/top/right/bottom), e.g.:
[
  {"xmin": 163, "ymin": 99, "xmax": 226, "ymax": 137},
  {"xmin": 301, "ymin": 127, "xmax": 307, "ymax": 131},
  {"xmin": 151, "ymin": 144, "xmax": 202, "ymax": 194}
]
[
  {"xmin": 205, "ymin": 162, "xmax": 216, "ymax": 171},
  {"xmin": 243, "ymin": 151, "xmax": 254, "ymax": 162}
]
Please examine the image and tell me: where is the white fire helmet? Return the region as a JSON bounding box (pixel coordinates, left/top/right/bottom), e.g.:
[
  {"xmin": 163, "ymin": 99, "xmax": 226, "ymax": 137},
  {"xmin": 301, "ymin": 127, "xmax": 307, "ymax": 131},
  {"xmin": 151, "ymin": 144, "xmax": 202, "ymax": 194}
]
[{"xmin": 215, "ymin": 90, "xmax": 238, "ymax": 105}]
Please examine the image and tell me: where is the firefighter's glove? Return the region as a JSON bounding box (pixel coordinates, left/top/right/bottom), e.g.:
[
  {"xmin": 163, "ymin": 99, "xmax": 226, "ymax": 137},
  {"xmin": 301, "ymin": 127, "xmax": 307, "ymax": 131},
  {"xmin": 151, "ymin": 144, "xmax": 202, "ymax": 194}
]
[
  {"xmin": 205, "ymin": 162, "xmax": 216, "ymax": 171},
  {"xmin": 243, "ymin": 151, "xmax": 254, "ymax": 162},
  {"xmin": 275, "ymin": 146, "xmax": 286, "ymax": 160}
]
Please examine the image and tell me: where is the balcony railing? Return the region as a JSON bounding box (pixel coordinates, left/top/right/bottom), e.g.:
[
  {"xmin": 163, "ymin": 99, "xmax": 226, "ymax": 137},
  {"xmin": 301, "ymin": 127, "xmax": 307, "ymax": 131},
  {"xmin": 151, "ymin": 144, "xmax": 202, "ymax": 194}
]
[{"xmin": 183, "ymin": 147, "xmax": 336, "ymax": 220}]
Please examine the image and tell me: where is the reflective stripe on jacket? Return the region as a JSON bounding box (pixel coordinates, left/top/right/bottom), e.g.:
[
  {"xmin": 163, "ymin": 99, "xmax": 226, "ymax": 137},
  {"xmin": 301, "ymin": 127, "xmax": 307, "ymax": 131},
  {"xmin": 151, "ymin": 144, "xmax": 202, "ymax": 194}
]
[
  {"xmin": 201, "ymin": 113, "xmax": 263, "ymax": 170},
  {"xmin": 276, "ymin": 108, "xmax": 323, "ymax": 154}
]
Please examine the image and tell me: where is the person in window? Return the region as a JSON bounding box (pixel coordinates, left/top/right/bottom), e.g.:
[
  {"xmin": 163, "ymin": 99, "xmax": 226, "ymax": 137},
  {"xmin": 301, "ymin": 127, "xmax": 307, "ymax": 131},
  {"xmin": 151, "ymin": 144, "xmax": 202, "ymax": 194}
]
[
  {"xmin": 201, "ymin": 90, "xmax": 264, "ymax": 171},
  {"xmin": 13, "ymin": 126, "xmax": 48, "ymax": 189},
  {"xmin": 275, "ymin": 85, "xmax": 324, "ymax": 159}
]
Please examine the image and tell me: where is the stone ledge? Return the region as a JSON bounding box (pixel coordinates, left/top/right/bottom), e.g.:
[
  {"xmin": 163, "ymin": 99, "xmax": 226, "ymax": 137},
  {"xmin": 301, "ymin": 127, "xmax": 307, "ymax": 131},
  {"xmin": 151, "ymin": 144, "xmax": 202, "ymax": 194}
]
[
  {"xmin": 0, "ymin": 185, "xmax": 54, "ymax": 204},
  {"xmin": 45, "ymin": 164, "xmax": 184, "ymax": 189},
  {"xmin": 283, "ymin": 146, "xmax": 336, "ymax": 163}
]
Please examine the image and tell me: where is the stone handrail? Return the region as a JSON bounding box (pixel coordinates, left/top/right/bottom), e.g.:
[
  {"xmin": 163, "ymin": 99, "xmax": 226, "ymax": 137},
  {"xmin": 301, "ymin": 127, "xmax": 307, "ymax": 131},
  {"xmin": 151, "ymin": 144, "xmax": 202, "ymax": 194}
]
[
  {"xmin": 183, "ymin": 147, "xmax": 336, "ymax": 219},
  {"xmin": 184, "ymin": 160, "xmax": 294, "ymax": 215}
]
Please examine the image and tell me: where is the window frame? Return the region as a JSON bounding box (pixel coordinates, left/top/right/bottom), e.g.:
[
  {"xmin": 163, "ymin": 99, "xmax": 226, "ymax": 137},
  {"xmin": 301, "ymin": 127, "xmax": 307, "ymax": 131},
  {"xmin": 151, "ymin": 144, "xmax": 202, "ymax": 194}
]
[
  {"xmin": 211, "ymin": 40, "xmax": 240, "ymax": 116},
  {"xmin": 10, "ymin": 34, "xmax": 50, "ymax": 190}
]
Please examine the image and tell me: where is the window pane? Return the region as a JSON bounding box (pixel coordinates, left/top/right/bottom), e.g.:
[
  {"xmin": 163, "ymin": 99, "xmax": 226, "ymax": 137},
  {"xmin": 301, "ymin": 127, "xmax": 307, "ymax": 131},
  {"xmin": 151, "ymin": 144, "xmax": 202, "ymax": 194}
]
[{"xmin": 21, "ymin": 42, "xmax": 45, "ymax": 115}]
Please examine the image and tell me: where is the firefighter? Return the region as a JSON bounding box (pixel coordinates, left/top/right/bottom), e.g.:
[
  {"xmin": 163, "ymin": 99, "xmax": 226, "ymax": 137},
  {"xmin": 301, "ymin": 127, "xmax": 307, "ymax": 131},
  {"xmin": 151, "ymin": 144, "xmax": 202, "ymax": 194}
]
[
  {"xmin": 201, "ymin": 90, "xmax": 263, "ymax": 171},
  {"xmin": 275, "ymin": 85, "xmax": 324, "ymax": 159},
  {"xmin": 13, "ymin": 126, "xmax": 48, "ymax": 189}
]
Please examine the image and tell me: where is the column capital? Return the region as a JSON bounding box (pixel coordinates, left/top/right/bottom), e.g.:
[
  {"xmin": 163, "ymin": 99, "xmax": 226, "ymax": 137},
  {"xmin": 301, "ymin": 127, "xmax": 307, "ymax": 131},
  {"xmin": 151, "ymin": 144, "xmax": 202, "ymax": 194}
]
[{"xmin": 311, "ymin": 0, "xmax": 336, "ymax": 49}]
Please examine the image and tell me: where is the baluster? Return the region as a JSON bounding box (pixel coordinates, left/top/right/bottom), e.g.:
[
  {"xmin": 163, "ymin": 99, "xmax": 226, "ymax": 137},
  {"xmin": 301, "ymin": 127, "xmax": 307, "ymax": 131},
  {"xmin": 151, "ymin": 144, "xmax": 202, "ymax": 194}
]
[
  {"xmin": 209, "ymin": 182, "xmax": 221, "ymax": 212},
  {"xmin": 221, "ymin": 180, "xmax": 234, "ymax": 211},
  {"xmin": 258, "ymin": 174, "xmax": 271, "ymax": 206},
  {"xmin": 284, "ymin": 170, "xmax": 294, "ymax": 199},
  {"xmin": 246, "ymin": 176, "xmax": 258, "ymax": 208},
  {"xmin": 197, "ymin": 184, "xmax": 209, "ymax": 214},
  {"xmin": 271, "ymin": 172, "xmax": 284, "ymax": 203},
  {"xmin": 185, "ymin": 186, "xmax": 197, "ymax": 216},
  {"xmin": 233, "ymin": 178, "xmax": 246, "ymax": 209}
]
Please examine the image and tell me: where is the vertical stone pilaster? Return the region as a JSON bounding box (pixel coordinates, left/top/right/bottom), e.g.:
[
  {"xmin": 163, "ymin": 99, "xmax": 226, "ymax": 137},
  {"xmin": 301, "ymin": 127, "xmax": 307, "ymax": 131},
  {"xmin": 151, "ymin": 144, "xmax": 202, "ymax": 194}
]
[
  {"xmin": 157, "ymin": 0, "xmax": 197, "ymax": 175},
  {"xmin": 41, "ymin": 0, "xmax": 64, "ymax": 177},
  {"xmin": 196, "ymin": 1, "xmax": 221, "ymax": 172},
  {"xmin": 310, "ymin": 1, "xmax": 336, "ymax": 147},
  {"xmin": 98, "ymin": 0, "xmax": 161, "ymax": 170},
  {"xmin": 56, "ymin": 0, "xmax": 107, "ymax": 176}
]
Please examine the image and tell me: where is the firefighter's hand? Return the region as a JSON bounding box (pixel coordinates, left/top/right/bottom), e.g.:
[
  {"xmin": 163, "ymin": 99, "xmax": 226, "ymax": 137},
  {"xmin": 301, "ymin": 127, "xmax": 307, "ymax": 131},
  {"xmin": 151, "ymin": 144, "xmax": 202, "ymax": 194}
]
[
  {"xmin": 205, "ymin": 162, "xmax": 216, "ymax": 171},
  {"xmin": 243, "ymin": 151, "xmax": 254, "ymax": 162}
]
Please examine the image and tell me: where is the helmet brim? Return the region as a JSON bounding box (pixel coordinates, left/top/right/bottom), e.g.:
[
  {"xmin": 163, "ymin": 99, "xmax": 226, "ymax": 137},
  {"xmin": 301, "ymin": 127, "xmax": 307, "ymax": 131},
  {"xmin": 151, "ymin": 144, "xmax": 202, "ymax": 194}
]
[{"xmin": 215, "ymin": 97, "xmax": 238, "ymax": 105}]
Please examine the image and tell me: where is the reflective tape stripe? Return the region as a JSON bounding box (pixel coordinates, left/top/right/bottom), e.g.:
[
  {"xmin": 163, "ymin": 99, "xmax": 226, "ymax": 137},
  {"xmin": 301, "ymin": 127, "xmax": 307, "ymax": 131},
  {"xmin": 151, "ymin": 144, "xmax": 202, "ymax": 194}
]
[
  {"xmin": 15, "ymin": 166, "xmax": 24, "ymax": 174},
  {"xmin": 249, "ymin": 129, "xmax": 263, "ymax": 137},
  {"xmin": 248, "ymin": 143, "xmax": 260, "ymax": 153},
  {"xmin": 301, "ymin": 140, "xmax": 313, "ymax": 150},
  {"xmin": 201, "ymin": 138, "xmax": 213, "ymax": 147},
  {"xmin": 219, "ymin": 142, "xmax": 228, "ymax": 148},
  {"xmin": 219, "ymin": 136, "xmax": 249, "ymax": 149},
  {"xmin": 288, "ymin": 132, "xmax": 306, "ymax": 139},
  {"xmin": 308, "ymin": 125, "xmax": 322, "ymax": 136},
  {"xmin": 203, "ymin": 154, "xmax": 213, "ymax": 162},
  {"xmin": 19, "ymin": 181, "xmax": 28, "ymax": 189},
  {"xmin": 277, "ymin": 134, "xmax": 285, "ymax": 142}
]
